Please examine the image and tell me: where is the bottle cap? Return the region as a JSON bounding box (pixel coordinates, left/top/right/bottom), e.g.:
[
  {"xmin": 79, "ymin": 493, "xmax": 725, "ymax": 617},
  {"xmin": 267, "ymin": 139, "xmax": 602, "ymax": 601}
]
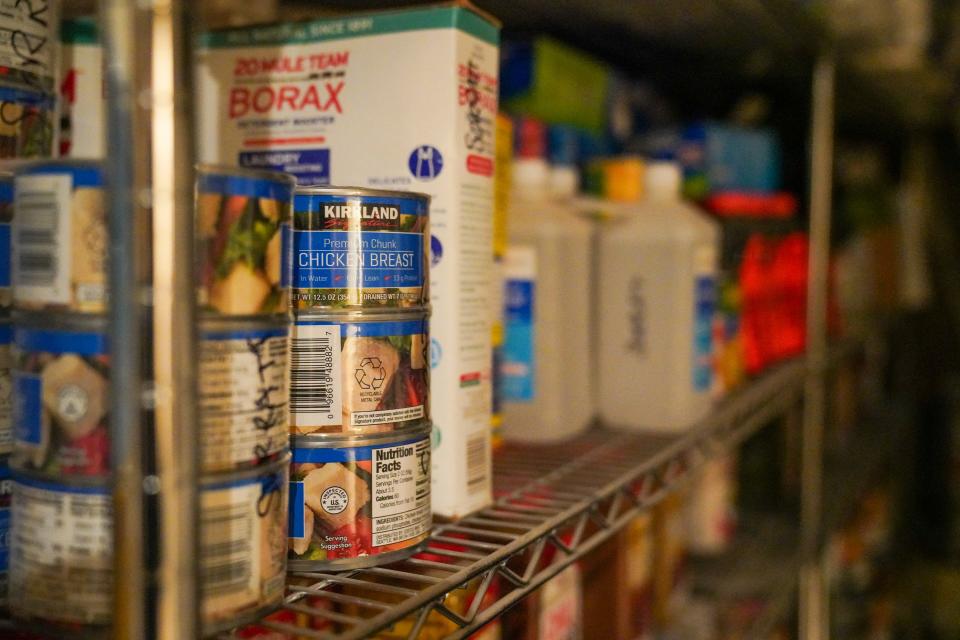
[
  {"xmin": 645, "ymin": 161, "xmax": 682, "ymax": 201},
  {"xmin": 514, "ymin": 116, "xmax": 547, "ymax": 160},
  {"xmin": 548, "ymin": 125, "xmax": 579, "ymax": 167}
]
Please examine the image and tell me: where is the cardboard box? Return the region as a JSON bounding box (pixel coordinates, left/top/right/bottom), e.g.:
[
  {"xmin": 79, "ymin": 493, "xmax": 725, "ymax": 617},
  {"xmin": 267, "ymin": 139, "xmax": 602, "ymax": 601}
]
[
  {"xmin": 197, "ymin": 2, "xmax": 499, "ymax": 518},
  {"xmin": 59, "ymin": 17, "xmax": 104, "ymax": 159}
]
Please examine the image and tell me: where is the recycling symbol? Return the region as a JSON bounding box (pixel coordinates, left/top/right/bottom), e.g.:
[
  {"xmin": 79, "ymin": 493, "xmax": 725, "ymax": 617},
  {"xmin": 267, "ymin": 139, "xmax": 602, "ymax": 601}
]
[
  {"xmin": 57, "ymin": 385, "xmax": 90, "ymax": 422},
  {"xmin": 355, "ymin": 357, "xmax": 386, "ymax": 390}
]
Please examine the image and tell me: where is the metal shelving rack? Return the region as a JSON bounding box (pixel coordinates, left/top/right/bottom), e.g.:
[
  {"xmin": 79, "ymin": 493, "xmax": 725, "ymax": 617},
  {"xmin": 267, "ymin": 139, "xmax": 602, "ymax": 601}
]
[
  {"xmin": 239, "ymin": 361, "xmax": 806, "ymax": 639},
  {"xmin": 77, "ymin": 0, "xmax": 940, "ymax": 638}
]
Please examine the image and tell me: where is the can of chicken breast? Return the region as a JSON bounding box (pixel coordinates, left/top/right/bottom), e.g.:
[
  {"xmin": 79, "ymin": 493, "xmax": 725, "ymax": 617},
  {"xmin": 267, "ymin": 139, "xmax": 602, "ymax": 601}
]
[
  {"xmin": 196, "ymin": 164, "xmax": 295, "ymax": 317},
  {"xmin": 291, "ymin": 186, "xmax": 429, "ymax": 311},
  {"xmin": 0, "ymin": 318, "xmax": 12, "ymax": 456},
  {"xmin": 12, "ymin": 161, "xmax": 106, "ymax": 313},
  {"xmin": 199, "ymin": 315, "xmax": 288, "ymax": 473},
  {"xmin": 289, "ymin": 311, "xmax": 429, "ymax": 436},
  {"xmin": 11, "ymin": 311, "xmax": 109, "ymax": 477},
  {"xmin": 7, "ymin": 455, "xmax": 290, "ymax": 633},
  {"xmin": 288, "ymin": 424, "xmax": 431, "ymax": 570}
]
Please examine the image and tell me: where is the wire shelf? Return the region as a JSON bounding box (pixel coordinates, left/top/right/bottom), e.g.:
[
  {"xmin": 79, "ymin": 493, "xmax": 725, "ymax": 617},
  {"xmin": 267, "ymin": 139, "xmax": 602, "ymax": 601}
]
[{"xmin": 223, "ymin": 359, "xmax": 806, "ymax": 639}]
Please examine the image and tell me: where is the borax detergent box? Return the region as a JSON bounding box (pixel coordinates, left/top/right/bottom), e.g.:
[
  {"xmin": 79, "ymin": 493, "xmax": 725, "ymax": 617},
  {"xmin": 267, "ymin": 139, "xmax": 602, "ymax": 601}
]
[{"xmin": 197, "ymin": 3, "xmax": 499, "ymax": 519}]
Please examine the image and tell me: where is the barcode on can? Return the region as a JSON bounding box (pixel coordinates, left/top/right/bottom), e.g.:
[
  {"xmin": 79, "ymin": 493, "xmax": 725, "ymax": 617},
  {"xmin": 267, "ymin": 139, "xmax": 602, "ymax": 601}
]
[
  {"xmin": 466, "ymin": 432, "xmax": 489, "ymax": 494},
  {"xmin": 289, "ymin": 323, "xmax": 341, "ymax": 427},
  {"xmin": 201, "ymin": 499, "xmax": 258, "ymax": 606},
  {"xmin": 12, "ymin": 174, "xmax": 72, "ymax": 304}
]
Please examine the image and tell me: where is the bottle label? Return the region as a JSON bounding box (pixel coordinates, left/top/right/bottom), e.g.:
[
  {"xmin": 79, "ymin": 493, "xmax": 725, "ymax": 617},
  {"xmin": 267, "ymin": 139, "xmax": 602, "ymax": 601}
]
[
  {"xmin": 693, "ymin": 274, "xmax": 716, "ymax": 392},
  {"xmin": 501, "ymin": 246, "xmax": 536, "ymax": 402}
]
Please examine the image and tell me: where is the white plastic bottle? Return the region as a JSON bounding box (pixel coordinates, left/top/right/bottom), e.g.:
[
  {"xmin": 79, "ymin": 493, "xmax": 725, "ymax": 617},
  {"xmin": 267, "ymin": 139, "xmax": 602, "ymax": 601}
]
[
  {"xmin": 500, "ymin": 156, "xmax": 594, "ymax": 442},
  {"xmin": 597, "ymin": 161, "xmax": 720, "ymax": 431}
]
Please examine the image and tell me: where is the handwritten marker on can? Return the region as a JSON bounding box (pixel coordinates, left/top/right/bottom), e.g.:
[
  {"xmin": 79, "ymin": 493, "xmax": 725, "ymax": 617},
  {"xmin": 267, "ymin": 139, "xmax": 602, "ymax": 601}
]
[
  {"xmin": 289, "ymin": 313, "xmax": 429, "ymax": 436},
  {"xmin": 12, "ymin": 161, "xmax": 107, "ymax": 314},
  {"xmin": 195, "ymin": 165, "xmax": 294, "ymax": 317},
  {"xmin": 291, "ymin": 187, "xmax": 430, "ymax": 310},
  {"xmin": 199, "ymin": 316, "xmax": 288, "ymax": 473}
]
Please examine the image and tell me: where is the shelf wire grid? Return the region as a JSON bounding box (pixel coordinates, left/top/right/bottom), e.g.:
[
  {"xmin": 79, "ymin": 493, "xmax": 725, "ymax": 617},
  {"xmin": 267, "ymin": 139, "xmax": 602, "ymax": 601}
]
[{"xmin": 228, "ymin": 359, "xmax": 806, "ymax": 640}]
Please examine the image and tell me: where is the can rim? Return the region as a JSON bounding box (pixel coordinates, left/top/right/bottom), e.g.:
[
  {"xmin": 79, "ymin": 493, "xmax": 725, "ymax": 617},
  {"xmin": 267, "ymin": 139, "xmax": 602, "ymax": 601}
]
[
  {"xmin": 292, "ymin": 422, "xmax": 432, "ymax": 449},
  {"xmin": 196, "ymin": 162, "xmax": 297, "ymax": 187},
  {"xmin": 201, "ymin": 450, "xmax": 291, "ymax": 486},
  {"xmin": 198, "ymin": 313, "xmax": 288, "ymax": 330},
  {"xmin": 9, "ymin": 158, "xmax": 102, "ymax": 174},
  {"xmin": 292, "ymin": 308, "xmax": 431, "ymax": 322},
  {"xmin": 10, "ymin": 309, "xmax": 108, "ymax": 331},
  {"xmin": 294, "ymin": 185, "xmax": 431, "ymax": 204}
]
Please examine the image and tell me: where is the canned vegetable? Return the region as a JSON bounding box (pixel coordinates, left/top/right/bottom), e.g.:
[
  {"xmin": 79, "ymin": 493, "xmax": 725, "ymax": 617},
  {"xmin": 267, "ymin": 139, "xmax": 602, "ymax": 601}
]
[
  {"xmin": 0, "ymin": 2, "xmax": 59, "ymax": 90},
  {"xmin": 289, "ymin": 312, "xmax": 429, "ymax": 435},
  {"xmin": 0, "ymin": 83, "xmax": 55, "ymax": 159},
  {"xmin": 0, "ymin": 319, "xmax": 11, "ymax": 456},
  {"xmin": 289, "ymin": 425, "xmax": 431, "ymax": 570},
  {"xmin": 196, "ymin": 164, "xmax": 294, "ymax": 316},
  {"xmin": 11, "ymin": 313, "xmax": 109, "ymax": 477},
  {"xmin": 199, "ymin": 315, "xmax": 289, "ymax": 473},
  {"xmin": 0, "ymin": 457, "xmax": 10, "ymax": 609},
  {"xmin": 12, "ymin": 162, "xmax": 106, "ymax": 313},
  {"xmin": 291, "ymin": 186, "xmax": 429, "ymax": 310},
  {"xmin": 9, "ymin": 472, "xmax": 112, "ymax": 627},
  {"xmin": 9, "ymin": 455, "xmax": 290, "ymax": 632},
  {"xmin": 201, "ymin": 454, "xmax": 290, "ymax": 634},
  {"xmin": 0, "ymin": 172, "xmax": 11, "ymax": 310}
]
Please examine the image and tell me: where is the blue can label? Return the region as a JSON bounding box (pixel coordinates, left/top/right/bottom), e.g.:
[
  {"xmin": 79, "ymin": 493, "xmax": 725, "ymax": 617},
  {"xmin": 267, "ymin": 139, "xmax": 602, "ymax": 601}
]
[{"xmin": 292, "ymin": 193, "xmax": 428, "ymax": 309}]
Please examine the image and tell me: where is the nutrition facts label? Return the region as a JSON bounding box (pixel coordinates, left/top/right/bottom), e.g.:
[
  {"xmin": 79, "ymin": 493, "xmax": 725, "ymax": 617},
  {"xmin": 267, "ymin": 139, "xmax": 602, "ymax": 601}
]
[
  {"xmin": 370, "ymin": 438, "xmax": 431, "ymax": 547},
  {"xmin": 9, "ymin": 479, "xmax": 112, "ymax": 624},
  {"xmin": 200, "ymin": 329, "xmax": 288, "ymax": 471}
]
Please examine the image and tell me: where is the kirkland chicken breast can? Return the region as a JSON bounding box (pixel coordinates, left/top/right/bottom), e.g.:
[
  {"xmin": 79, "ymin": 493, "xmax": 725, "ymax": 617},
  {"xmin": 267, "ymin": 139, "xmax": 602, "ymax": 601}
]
[
  {"xmin": 288, "ymin": 425, "xmax": 431, "ymax": 570},
  {"xmin": 291, "ymin": 187, "xmax": 429, "ymax": 311},
  {"xmin": 289, "ymin": 312, "xmax": 429, "ymax": 435}
]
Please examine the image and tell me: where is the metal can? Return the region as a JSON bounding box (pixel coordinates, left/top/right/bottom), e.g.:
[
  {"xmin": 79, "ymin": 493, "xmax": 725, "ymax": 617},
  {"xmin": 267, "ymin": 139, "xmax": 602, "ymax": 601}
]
[
  {"xmin": 9, "ymin": 471, "xmax": 113, "ymax": 627},
  {"xmin": 0, "ymin": 318, "xmax": 11, "ymax": 456},
  {"xmin": 201, "ymin": 454, "xmax": 289, "ymax": 634},
  {"xmin": 0, "ymin": 456, "xmax": 10, "ymax": 610},
  {"xmin": 9, "ymin": 455, "xmax": 290, "ymax": 632},
  {"xmin": 196, "ymin": 164, "xmax": 295, "ymax": 317},
  {"xmin": 0, "ymin": 1, "xmax": 59, "ymax": 90},
  {"xmin": 11, "ymin": 312, "xmax": 109, "ymax": 477},
  {"xmin": 199, "ymin": 315, "xmax": 288, "ymax": 473},
  {"xmin": 291, "ymin": 186, "xmax": 429, "ymax": 311},
  {"xmin": 289, "ymin": 311, "xmax": 429, "ymax": 435},
  {"xmin": 0, "ymin": 83, "xmax": 55, "ymax": 159},
  {"xmin": 288, "ymin": 425, "xmax": 431, "ymax": 570},
  {"xmin": 0, "ymin": 171, "xmax": 11, "ymax": 310},
  {"xmin": 12, "ymin": 161, "xmax": 106, "ymax": 313}
]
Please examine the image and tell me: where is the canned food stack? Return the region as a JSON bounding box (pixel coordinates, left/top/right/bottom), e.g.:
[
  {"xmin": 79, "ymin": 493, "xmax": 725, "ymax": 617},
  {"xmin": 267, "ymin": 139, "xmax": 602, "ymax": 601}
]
[
  {"xmin": 0, "ymin": 2, "xmax": 57, "ymax": 160},
  {"xmin": 287, "ymin": 187, "xmax": 433, "ymax": 570},
  {"xmin": 4, "ymin": 163, "xmax": 295, "ymax": 634},
  {"xmin": 195, "ymin": 165, "xmax": 295, "ymax": 632},
  {"xmin": 8, "ymin": 160, "xmax": 112, "ymax": 627},
  {"xmin": 0, "ymin": 0, "xmax": 60, "ymax": 612}
]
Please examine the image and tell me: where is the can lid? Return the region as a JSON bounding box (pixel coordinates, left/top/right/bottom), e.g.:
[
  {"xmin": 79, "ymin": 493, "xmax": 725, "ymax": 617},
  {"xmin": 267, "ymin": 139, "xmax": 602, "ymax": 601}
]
[
  {"xmin": 292, "ymin": 423, "xmax": 432, "ymax": 450},
  {"xmin": 293, "ymin": 185, "xmax": 431, "ymax": 205}
]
